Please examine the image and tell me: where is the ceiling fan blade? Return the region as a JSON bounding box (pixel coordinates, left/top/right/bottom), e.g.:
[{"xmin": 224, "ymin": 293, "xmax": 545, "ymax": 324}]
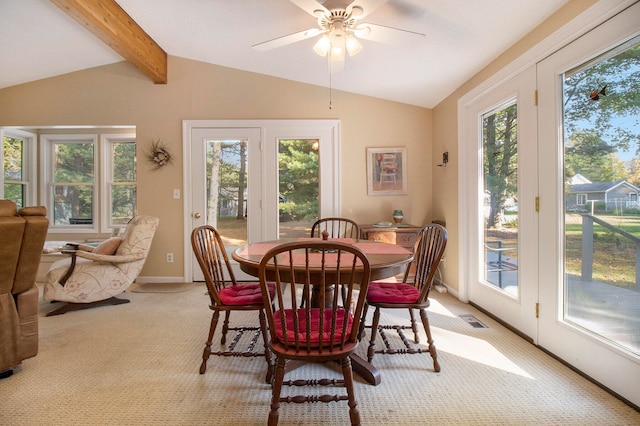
[
  {"xmin": 355, "ymin": 22, "xmax": 425, "ymax": 45},
  {"xmin": 347, "ymin": 0, "xmax": 389, "ymax": 19},
  {"xmin": 289, "ymin": 0, "xmax": 329, "ymax": 18},
  {"xmin": 252, "ymin": 28, "xmax": 322, "ymax": 51}
]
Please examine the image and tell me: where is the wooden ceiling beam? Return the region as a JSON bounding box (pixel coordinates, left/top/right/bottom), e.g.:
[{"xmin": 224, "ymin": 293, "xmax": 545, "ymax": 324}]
[{"xmin": 50, "ymin": 0, "xmax": 167, "ymax": 84}]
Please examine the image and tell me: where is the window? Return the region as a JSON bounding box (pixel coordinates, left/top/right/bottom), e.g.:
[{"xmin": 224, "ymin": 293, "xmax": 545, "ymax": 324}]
[
  {"xmin": 101, "ymin": 134, "xmax": 137, "ymax": 230},
  {"xmin": 1, "ymin": 129, "xmax": 37, "ymax": 208},
  {"xmin": 576, "ymin": 194, "xmax": 586, "ymax": 205},
  {"xmin": 41, "ymin": 133, "xmax": 136, "ymax": 233}
]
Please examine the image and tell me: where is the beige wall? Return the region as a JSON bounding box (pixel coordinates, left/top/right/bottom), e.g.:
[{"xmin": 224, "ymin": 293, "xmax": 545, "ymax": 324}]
[
  {"xmin": 0, "ymin": 0, "xmax": 603, "ymax": 284},
  {"xmin": 0, "ymin": 57, "xmax": 432, "ymax": 279},
  {"xmin": 431, "ymin": 0, "xmax": 599, "ymax": 292}
]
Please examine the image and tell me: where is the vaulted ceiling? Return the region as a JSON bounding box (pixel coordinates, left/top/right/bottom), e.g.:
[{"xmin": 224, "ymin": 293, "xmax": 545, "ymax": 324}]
[{"xmin": 0, "ymin": 0, "xmax": 569, "ymax": 108}]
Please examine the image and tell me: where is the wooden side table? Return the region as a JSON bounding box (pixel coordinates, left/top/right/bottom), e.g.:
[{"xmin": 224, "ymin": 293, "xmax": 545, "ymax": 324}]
[
  {"xmin": 360, "ymin": 224, "xmax": 423, "ymax": 251},
  {"xmin": 360, "ymin": 224, "xmax": 423, "ymax": 280}
]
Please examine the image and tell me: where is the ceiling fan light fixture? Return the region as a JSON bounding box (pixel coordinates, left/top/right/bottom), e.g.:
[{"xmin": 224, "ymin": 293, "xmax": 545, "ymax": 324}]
[
  {"xmin": 345, "ymin": 34, "xmax": 362, "ymax": 56},
  {"xmin": 330, "ymin": 44, "xmax": 345, "ymax": 62},
  {"xmin": 313, "ymin": 34, "xmax": 331, "ymax": 56},
  {"xmin": 329, "ymin": 28, "xmax": 346, "ymax": 47}
]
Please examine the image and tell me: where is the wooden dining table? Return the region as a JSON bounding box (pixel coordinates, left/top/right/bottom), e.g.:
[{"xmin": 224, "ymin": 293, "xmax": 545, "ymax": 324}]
[{"xmin": 232, "ymin": 237, "xmax": 413, "ymax": 385}]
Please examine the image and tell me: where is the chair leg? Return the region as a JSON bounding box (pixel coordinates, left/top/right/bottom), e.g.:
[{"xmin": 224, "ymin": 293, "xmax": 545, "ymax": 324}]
[
  {"xmin": 358, "ymin": 303, "xmax": 369, "ymax": 341},
  {"xmin": 366, "ymin": 307, "xmax": 382, "ymax": 363},
  {"xmin": 268, "ymin": 356, "xmax": 286, "ymax": 426},
  {"xmin": 259, "ymin": 308, "xmax": 273, "ymax": 384},
  {"xmin": 409, "ymin": 308, "xmax": 420, "ymax": 344},
  {"xmin": 419, "ymin": 308, "xmax": 440, "ymax": 372},
  {"xmin": 221, "ymin": 310, "xmax": 231, "ymax": 345},
  {"xmin": 341, "ymin": 356, "xmax": 361, "ymax": 426},
  {"xmin": 200, "ymin": 311, "xmax": 220, "ymax": 374}
]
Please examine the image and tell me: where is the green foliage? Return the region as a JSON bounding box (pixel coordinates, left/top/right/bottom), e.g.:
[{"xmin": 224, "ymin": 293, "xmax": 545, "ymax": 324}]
[
  {"xmin": 206, "ymin": 141, "xmax": 247, "ymax": 219},
  {"xmin": 206, "ymin": 139, "xmax": 319, "ymax": 222},
  {"xmin": 564, "ymin": 41, "xmax": 640, "ymax": 185},
  {"xmin": 278, "ymin": 140, "xmax": 319, "ymax": 221},
  {"xmin": 54, "ymin": 143, "xmax": 94, "ymax": 182},
  {"xmin": 564, "ymin": 43, "xmax": 640, "ymax": 154},
  {"xmin": 564, "ymin": 131, "xmax": 626, "ymax": 181},
  {"xmin": 113, "ymin": 142, "xmax": 136, "ymax": 182},
  {"xmin": 503, "ymin": 217, "xmax": 518, "ymax": 228},
  {"xmin": 3, "ymin": 136, "xmax": 24, "ymax": 207},
  {"xmin": 483, "ymin": 102, "xmax": 518, "ymax": 228}
]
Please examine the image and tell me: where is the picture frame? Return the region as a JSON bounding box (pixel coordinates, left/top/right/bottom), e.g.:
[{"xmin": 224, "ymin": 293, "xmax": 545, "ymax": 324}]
[{"xmin": 366, "ymin": 147, "xmax": 408, "ymax": 195}]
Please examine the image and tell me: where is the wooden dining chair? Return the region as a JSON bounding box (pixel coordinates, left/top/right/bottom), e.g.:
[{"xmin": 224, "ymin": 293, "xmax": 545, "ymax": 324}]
[
  {"xmin": 359, "ymin": 223, "xmax": 447, "ymax": 372},
  {"xmin": 258, "ymin": 240, "xmax": 371, "ymax": 426},
  {"xmin": 191, "ymin": 225, "xmax": 275, "ymax": 382},
  {"xmin": 310, "ymin": 217, "xmax": 361, "ymax": 239},
  {"xmin": 305, "ymin": 217, "xmax": 361, "ymax": 308}
]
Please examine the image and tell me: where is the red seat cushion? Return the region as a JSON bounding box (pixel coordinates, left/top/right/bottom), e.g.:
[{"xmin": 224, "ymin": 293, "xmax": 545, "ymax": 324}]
[
  {"xmin": 219, "ymin": 282, "xmax": 275, "ymax": 305},
  {"xmin": 367, "ymin": 282, "xmax": 420, "ymax": 304},
  {"xmin": 273, "ymin": 308, "xmax": 353, "ymax": 346}
]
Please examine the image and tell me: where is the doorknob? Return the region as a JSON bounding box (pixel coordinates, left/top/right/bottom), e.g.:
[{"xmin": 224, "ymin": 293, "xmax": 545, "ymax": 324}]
[{"xmin": 194, "ymin": 212, "xmax": 201, "ymax": 219}]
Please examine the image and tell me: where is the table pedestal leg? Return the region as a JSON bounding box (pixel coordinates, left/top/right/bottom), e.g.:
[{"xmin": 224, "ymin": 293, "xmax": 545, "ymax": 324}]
[
  {"xmin": 311, "ymin": 284, "xmax": 335, "ymax": 308},
  {"xmin": 349, "ymin": 353, "xmax": 381, "ymax": 386}
]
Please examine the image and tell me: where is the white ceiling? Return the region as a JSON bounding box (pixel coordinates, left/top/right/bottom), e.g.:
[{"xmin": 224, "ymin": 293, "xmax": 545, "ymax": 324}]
[{"xmin": 0, "ymin": 0, "xmax": 569, "ymax": 108}]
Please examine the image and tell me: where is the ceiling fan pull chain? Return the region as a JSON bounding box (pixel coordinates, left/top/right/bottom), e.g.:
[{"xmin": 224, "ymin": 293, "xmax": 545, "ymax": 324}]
[{"xmin": 329, "ymin": 55, "xmax": 333, "ymax": 110}]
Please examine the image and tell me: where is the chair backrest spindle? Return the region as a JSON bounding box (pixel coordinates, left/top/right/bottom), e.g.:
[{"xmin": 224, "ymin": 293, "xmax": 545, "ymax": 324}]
[
  {"xmin": 259, "ymin": 241, "xmax": 370, "ymax": 355},
  {"xmin": 311, "ymin": 217, "xmax": 360, "ymax": 239},
  {"xmin": 191, "ymin": 225, "xmax": 237, "ymax": 305},
  {"xmin": 407, "ymin": 223, "xmax": 447, "ymax": 303}
]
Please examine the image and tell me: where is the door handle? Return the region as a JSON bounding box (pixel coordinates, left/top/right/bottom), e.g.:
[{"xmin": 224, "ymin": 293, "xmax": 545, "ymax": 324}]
[{"xmin": 194, "ymin": 212, "xmax": 201, "ymax": 219}]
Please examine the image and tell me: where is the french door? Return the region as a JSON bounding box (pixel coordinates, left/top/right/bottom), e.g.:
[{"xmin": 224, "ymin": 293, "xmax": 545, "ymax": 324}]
[
  {"xmin": 184, "ymin": 120, "xmax": 340, "ymax": 281},
  {"xmin": 462, "ymin": 66, "xmax": 539, "ymax": 340},
  {"xmin": 537, "ymin": 2, "xmax": 640, "ymax": 407}
]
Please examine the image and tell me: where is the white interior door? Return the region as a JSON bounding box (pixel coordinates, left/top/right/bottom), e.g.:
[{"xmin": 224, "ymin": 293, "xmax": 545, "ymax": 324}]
[
  {"xmin": 189, "ymin": 127, "xmax": 261, "ymax": 281},
  {"xmin": 461, "ymin": 66, "xmax": 539, "ymax": 340},
  {"xmin": 537, "ymin": 2, "xmax": 640, "ymax": 406}
]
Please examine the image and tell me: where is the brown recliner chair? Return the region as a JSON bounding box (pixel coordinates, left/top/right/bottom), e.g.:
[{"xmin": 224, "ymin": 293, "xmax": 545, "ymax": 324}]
[{"xmin": 0, "ymin": 200, "xmax": 49, "ymax": 378}]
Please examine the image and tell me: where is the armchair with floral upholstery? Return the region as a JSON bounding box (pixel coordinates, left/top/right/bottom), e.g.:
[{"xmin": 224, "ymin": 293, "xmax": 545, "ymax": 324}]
[{"xmin": 43, "ymin": 215, "xmax": 159, "ymax": 316}]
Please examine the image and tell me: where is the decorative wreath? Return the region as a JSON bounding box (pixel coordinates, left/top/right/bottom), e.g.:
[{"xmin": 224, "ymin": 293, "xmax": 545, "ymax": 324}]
[{"xmin": 147, "ymin": 139, "xmax": 172, "ymax": 170}]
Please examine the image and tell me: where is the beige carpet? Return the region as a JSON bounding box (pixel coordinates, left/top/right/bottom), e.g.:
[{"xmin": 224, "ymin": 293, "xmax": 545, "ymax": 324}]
[{"xmin": 2, "ymin": 283, "xmax": 638, "ymax": 425}]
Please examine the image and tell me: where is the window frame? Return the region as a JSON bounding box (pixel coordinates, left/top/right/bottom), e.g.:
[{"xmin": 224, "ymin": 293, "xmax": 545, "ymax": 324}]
[
  {"xmin": 1, "ymin": 128, "xmax": 37, "ymax": 207},
  {"xmin": 41, "ymin": 133, "xmax": 99, "ymax": 233},
  {"xmin": 100, "ymin": 133, "xmax": 137, "ymax": 231}
]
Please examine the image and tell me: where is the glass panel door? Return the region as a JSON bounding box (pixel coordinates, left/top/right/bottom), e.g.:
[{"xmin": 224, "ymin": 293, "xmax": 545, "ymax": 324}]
[
  {"xmin": 190, "ymin": 127, "xmax": 261, "ymax": 281},
  {"xmin": 537, "ymin": 2, "xmax": 640, "ymax": 406},
  {"xmin": 464, "ymin": 66, "xmax": 538, "ymax": 341}
]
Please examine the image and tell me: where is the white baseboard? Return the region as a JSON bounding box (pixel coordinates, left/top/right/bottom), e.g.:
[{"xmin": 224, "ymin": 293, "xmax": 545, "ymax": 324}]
[
  {"xmin": 434, "ymin": 277, "xmax": 459, "ymax": 299},
  {"xmin": 135, "ymin": 276, "xmax": 186, "ymax": 283}
]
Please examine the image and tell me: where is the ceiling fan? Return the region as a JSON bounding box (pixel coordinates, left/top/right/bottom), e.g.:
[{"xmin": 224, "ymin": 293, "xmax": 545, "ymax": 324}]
[{"xmin": 252, "ymin": 0, "xmax": 425, "ymax": 71}]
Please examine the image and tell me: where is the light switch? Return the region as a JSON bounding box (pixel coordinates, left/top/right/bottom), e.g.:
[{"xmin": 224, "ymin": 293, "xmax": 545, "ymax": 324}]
[{"xmin": 173, "ymin": 189, "xmax": 180, "ymax": 199}]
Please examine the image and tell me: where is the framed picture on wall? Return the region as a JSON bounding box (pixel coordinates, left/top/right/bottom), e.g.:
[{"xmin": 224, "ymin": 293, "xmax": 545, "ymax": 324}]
[{"xmin": 366, "ymin": 147, "xmax": 408, "ymax": 195}]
